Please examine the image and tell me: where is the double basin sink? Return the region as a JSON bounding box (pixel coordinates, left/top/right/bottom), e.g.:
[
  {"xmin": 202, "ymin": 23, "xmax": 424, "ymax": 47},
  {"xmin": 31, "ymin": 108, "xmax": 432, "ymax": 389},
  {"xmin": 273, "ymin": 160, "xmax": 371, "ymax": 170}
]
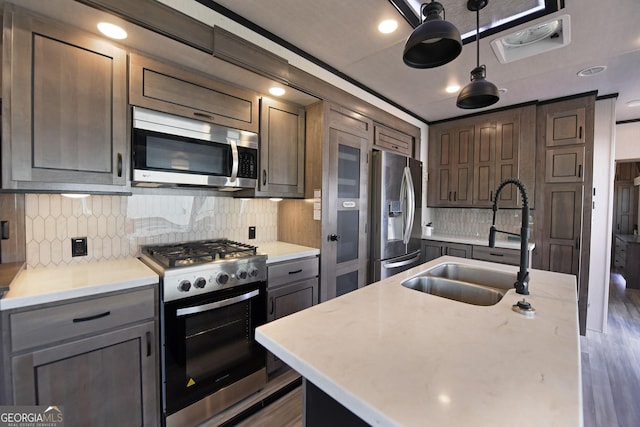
[{"xmin": 401, "ymin": 263, "xmax": 517, "ymax": 306}]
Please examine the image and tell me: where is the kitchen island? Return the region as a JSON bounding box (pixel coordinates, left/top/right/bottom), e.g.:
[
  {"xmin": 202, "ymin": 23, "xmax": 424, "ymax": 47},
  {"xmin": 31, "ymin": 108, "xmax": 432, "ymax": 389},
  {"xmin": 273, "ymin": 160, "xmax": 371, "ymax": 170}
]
[{"xmin": 255, "ymin": 256, "xmax": 581, "ymax": 426}]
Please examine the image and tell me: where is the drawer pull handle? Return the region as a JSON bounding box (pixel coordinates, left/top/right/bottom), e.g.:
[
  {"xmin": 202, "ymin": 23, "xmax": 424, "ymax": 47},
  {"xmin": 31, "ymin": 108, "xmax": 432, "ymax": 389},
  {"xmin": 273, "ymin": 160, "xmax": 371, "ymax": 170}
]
[
  {"xmin": 72, "ymin": 311, "xmax": 111, "ymax": 323},
  {"xmin": 193, "ymin": 112, "xmax": 213, "ymax": 119},
  {"xmin": 288, "ymin": 269, "xmax": 303, "ymax": 275},
  {"xmin": 489, "ymin": 253, "xmax": 504, "ymax": 257}
]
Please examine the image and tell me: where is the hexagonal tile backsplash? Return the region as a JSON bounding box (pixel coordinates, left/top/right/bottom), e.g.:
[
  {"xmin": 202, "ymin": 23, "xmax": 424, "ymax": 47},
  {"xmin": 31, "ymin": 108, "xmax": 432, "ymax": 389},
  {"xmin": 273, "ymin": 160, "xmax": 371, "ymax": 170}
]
[{"xmin": 25, "ymin": 194, "xmax": 278, "ymax": 268}]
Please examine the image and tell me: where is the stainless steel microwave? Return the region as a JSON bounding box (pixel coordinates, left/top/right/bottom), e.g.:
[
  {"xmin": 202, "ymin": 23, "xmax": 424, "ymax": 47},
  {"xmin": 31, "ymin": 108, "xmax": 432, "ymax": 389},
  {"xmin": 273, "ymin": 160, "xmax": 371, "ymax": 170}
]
[{"xmin": 132, "ymin": 107, "xmax": 258, "ymax": 190}]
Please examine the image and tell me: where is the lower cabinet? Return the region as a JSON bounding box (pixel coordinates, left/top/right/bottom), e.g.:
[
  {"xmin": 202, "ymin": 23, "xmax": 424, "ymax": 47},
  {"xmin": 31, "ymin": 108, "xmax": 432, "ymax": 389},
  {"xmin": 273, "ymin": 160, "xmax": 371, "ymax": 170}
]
[
  {"xmin": 1, "ymin": 286, "xmax": 159, "ymax": 426},
  {"xmin": 423, "ymin": 239, "xmax": 530, "ymax": 267},
  {"xmin": 266, "ymin": 256, "xmax": 319, "ymax": 374},
  {"xmin": 421, "ymin": 240, "xmax": 472, "ymax": 263},
  {"xmin": 614, "ymin": 235, "xmax": 640, "ymax": 289}
]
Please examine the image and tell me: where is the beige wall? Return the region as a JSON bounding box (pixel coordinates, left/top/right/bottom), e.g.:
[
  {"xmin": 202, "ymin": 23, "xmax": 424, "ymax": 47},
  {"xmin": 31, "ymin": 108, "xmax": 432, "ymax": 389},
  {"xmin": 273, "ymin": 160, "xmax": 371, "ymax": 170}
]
[{"xmin": 615, "ymin": 121, "xmax": 640, "ymax": 161}]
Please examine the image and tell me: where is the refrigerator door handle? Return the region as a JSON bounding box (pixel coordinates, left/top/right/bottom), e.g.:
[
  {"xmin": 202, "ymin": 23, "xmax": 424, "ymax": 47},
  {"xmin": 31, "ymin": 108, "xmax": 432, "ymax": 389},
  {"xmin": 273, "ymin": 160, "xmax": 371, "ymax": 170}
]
[
  {"xmin": 383, "ymin": 251, "xmax": 421, "ymax": 269},
  {"xmin": 402, "ymin": 166, "xmax": 415, "ymax": 244}
]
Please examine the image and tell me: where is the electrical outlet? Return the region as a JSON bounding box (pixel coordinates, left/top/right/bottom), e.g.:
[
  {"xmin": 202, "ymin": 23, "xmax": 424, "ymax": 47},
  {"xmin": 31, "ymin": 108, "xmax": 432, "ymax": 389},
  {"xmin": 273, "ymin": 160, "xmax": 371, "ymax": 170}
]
[
  {"xmin": 71, "ymin": 237, "xmax": 87, "ymax": 257},
  {"xmin": 248, "ymin": 226, "xmax": 256, "ymax": 240}
]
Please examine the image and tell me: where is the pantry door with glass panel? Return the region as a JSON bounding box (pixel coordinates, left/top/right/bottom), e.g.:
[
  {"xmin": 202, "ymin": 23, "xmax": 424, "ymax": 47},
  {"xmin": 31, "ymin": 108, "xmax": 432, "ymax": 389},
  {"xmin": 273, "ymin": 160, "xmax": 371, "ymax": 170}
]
[{"xmin": 322, "ymin": 106, "xmax": 371, "ymax": 301}]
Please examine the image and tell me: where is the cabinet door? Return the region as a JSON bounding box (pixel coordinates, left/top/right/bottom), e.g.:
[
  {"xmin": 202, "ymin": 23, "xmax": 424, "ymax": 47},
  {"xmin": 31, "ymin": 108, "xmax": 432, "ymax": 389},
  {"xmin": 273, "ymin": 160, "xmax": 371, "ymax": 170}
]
[
  {"xmin": 545, "ymin": 146, "xmax": 585, "ymax": 182},
  {"xmin": 450, "ymin": 126, "xmax": 474, "ymax": 205},
  {"xmin": 373, "ymin": 123, "xmax": 413, "ymax": 156},
  {"xmin": 323, "ymin": 106, "xmax": 371, "ymax": 301},
  {"xmin": 267, "ymin": 278, "xmax": 318, "ymax": 373},
  {"xmin": 11, "ymin": 322, "xmax": 159, "ymax": 427},
  {"xmin": 259, "ymin": 98, "xmax": 305, "ymax": 197},
  {"xmin": 421, "ymin": 241, "xmax": 444, "ymax": 262},
  {"xmin": 545, "ymin": 106, "xmax": 586, "ymax": 147},
  {"xmin": 4, "ymin": 7, "xmax": 127, "ymax": 187},
  {"xmin": 613, "ymin": 182, "xmax": 638, "ymax": 235},
  {"xmin": 129, "ymin": 53, "xmax": 259, "ymax": 133},
  {"xmin": 473, "ymin": 115, "xmax": 520, "ymax": 208},
  {"xmin": 445, "ymin": 243, "xmax": 472, "ymax": 258},
  {"xmin": 540, "ymin": 184, "xmax": 583, "ymax": 275},
  {"xmin": 427, "ymin": 125, "xmax": 473, "ymax": 207},
  {"xmin": 473, "ymin": 122, "xmax": 497, "ymax": 207},
  {"xmin": 428, "ymin": 128, "xmax": 453, "ymax": 206}
]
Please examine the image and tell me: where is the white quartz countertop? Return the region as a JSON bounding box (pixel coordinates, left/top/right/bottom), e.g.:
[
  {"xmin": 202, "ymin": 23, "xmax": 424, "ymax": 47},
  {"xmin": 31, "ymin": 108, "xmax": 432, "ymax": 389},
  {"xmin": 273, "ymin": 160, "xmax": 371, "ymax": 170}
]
[
  {"xmin": 257, "ymin": 241, "xmax": 320, "ymax": 264},
  {"xmin": 0, "ymin": 258, "xmax": 159, "ymax": 311},
  {"xmin": 422, "ymin": 232, "xmax": 536, "ymax": 251},
  {"xmin": 256, "ymin": 256, "xmax": 581, "ymax": 427}
]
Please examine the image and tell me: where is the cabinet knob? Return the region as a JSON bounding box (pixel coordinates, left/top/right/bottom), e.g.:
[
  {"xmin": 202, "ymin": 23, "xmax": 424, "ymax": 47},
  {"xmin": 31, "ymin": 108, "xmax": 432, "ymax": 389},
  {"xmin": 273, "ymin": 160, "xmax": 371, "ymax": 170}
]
[{"xmin": 328, "ymin": 234, "xmax": 340, "ymax": 242}]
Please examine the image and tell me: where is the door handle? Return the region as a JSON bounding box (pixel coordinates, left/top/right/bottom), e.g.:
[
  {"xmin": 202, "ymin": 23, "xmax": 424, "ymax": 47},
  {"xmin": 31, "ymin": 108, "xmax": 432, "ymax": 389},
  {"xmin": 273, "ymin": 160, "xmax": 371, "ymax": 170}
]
[
  {"xmin": 263, "ymin": 169, "xmax": 267, "ymax": 186},
  {"xmin": 194, "ymin": 112, "xmax": 213, "ymax": 120},
  {"xmin": 328, "ymin": 234, "xmax": 340, "ymax": 242},
  {"xmin": 578, "ymin": 164, "xmax": 582, "ymax": 178},
  {"xmin": 146, "ymin": 331, "xmax": 152, "ymax": 357},
  {"xmin": 117, "ymin": 153, "xmax": 123, "ymax": 177}
]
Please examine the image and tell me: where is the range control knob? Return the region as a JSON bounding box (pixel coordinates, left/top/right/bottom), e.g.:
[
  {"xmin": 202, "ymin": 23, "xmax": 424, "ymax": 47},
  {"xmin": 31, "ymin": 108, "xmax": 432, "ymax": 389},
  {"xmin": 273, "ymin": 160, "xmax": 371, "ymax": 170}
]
[
  {"xmin": 194, "ymin": 277, "xmax": 207, "ymax": 289},
  {"xmin": 236, "ymin": 269, "xmax": 248, "ymax": 280},
  {"xmin": 178, "ymin": 280, "xmax": 191, "ymax": 292},
  {"xmin": 216, "ymin": 272, "xmax": 230, "ymax": 285},
  {"xmin": 248, "ymin": 267, "xmax": 259, "ymax": 278}
]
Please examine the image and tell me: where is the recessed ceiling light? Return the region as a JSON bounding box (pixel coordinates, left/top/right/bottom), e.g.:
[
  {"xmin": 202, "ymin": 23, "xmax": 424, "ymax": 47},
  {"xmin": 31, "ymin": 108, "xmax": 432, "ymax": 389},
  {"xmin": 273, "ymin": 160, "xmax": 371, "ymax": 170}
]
[
  {"xmin": 498, "ymin": 88, "xmax": 508, "ymax": 95},
  {"xmin": 445, "ymin": 85, "xmax": 460, "ymax": 94},
  {"xmin": 627, "ymin": 99, "xmax": 640, "ymax": 108},
  {"xmin": 577, "ymin": 66, "xmax": 606, "ymax": 77},
  {"xmin": 378, "ymin": 19, "xmax": 398, "ymax": 34},
  {"xmin": 268, "ymin": 87, "xmax": 286, "ymax": 96},
  {"xmin": 97, "ymin": 22, "xmax": 127, "ymax": 40}
]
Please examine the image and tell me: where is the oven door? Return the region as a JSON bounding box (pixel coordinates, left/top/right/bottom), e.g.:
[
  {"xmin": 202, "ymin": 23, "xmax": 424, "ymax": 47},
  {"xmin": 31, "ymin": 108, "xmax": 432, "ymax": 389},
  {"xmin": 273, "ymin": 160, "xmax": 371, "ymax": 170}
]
[{"xmin": 163, "ymin": 282, "xmax": 266, "ymax": 416}]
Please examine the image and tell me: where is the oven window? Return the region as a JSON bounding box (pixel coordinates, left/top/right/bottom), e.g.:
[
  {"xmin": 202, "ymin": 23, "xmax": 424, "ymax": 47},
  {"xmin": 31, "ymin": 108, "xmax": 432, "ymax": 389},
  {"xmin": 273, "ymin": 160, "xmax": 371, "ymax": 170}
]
[
  {"xmin": 145, "ymin": 135, "xmax": 229, "ymax": 175},
  {"xmin": 184, "ymin": 299, "xmax": 252, "ymax": 381}
]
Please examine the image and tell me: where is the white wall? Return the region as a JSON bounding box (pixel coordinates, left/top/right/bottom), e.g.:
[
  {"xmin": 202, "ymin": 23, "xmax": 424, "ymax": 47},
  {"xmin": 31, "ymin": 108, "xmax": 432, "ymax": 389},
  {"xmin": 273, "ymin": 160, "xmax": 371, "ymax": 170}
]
[
  {"xmin": 587, "ymin": 98, "xmax": 617, "ymax": 332},
  {"xmin": 615, "ymin": 121, "xmax": 640, "ymax": 161}
]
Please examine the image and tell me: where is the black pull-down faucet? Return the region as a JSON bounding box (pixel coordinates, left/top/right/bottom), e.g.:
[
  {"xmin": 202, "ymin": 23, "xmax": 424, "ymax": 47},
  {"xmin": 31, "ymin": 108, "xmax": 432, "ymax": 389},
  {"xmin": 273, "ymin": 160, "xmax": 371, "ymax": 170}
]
[{"xmin": 489, "ymin": 178, "xmax": 530, "ymax": 295}]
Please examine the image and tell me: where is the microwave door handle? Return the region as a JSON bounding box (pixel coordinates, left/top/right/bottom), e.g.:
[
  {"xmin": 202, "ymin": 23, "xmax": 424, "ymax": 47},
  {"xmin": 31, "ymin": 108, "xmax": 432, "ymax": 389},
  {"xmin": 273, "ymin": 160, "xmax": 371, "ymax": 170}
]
[
  {"xmin": 175, "ymin": 289, "xmax": 260, "ymax": 317},
  {"xmin": 229, "ymin": 138, "xmax": 239, "ymax": 181}
]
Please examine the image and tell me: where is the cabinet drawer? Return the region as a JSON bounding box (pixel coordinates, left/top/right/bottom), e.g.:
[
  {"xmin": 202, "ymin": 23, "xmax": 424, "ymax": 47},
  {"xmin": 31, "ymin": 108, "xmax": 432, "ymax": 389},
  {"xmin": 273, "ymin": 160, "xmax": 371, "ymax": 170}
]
[
  {"xmin": 268, "ymin": 257, "xmax": 319, "ymax": 288},
  {"xmin": 10, "ymin": 287, "xmax": 156, "ymax": 352},
  {"xmin": 472, "ymin": 246, "xmax": 520, "ymax": 266}
]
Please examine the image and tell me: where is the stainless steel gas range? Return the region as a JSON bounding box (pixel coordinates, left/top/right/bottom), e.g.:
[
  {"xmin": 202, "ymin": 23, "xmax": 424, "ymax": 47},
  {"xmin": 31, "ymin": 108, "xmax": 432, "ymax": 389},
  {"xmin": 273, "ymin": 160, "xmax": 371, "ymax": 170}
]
[{"xmin": 140, "ymin": 239, "xmax": 267, "ymax": 427}]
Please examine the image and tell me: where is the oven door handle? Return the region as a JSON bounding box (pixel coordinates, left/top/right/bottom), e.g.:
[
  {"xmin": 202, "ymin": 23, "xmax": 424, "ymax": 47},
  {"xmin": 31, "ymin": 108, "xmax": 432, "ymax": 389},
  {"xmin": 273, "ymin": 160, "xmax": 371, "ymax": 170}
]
[{"xmin": 175, "ymin": 289, "xmax": 260, "ymax": 317}]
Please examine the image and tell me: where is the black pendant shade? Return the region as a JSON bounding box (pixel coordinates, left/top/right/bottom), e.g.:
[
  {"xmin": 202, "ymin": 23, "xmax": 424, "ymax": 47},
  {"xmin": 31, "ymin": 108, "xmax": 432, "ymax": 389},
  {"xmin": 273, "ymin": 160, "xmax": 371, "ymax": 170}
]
[
  {"xmin": 456, "ymin": 65, "xmax": 499, "ymax": 109},
  {"xmin": 456, "ymin": 0, "xmax": 499, "ymax": 109},
  {"xmin": 403, "ymin": 1, "xmax": 462, "ymax": 69}
]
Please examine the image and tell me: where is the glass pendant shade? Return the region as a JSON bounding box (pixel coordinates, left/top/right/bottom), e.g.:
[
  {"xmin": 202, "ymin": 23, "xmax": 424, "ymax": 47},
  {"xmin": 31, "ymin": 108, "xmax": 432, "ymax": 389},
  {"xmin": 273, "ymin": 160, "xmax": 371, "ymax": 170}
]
[
  {"xmin": 456, "ymin": 65, "xmax": 499, "ymax": 109},
  {"xmin": 403, "ymin": 1, "xmax": 462, "ymax": 69}
]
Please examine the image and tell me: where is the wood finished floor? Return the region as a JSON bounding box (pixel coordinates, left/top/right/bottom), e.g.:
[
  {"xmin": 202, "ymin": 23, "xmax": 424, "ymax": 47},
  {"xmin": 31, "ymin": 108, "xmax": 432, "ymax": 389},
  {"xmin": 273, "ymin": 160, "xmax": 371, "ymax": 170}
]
[
  {"xmin": 581, "ymin": 272, "xmax": 640, "ymax": 427},
  {"xmin": 228, "ymin": 273, "xmax": 640, "ymax": 427}
]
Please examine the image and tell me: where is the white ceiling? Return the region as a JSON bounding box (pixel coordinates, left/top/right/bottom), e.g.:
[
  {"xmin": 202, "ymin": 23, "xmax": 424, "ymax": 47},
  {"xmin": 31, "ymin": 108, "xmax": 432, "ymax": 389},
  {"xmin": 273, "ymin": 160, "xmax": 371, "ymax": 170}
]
[{"xmin": 206, "ymin": 0, "xmax": 640, "ymax": 123}]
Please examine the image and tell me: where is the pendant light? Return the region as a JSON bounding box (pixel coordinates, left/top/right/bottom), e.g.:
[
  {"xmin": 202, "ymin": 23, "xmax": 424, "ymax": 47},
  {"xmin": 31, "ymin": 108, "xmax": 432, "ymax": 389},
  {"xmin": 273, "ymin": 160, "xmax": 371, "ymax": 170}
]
[
  {"xmin": 456, "ymin": 0, "xmax": 499, "ymax": 109},
  {"xmin": 403, "ymin": 1, "xmax": 462, "ymax": 69}
]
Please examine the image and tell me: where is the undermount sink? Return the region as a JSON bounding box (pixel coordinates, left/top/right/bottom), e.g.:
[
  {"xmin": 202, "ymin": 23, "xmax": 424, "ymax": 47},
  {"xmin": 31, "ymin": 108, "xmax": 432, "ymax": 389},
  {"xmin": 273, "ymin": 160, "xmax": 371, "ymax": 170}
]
[
  {"xmin": 425, "ymin": 263, "xmax": 516, "ymax": 291},
  {"xmin": 401, "ymin": 263, "xmax": 517, "ymax": 306}
]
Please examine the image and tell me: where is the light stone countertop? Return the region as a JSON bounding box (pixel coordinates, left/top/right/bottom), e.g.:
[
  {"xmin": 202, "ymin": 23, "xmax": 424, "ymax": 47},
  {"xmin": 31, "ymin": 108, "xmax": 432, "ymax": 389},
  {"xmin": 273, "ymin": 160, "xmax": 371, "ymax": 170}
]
[
  {"xmin": 256, "ymin": 256, "xmax": 581, "ymax": 427},
  {"xmin": 0, "ymin": 258, "xmax": 159, "ymax": 311},
  {"xmin": 257, "ymin": 241, "xmax": 320, "ymax": 264},
  {"xmin": 422, "ymin": 232, "xmax": 536, "ymax": 251}
]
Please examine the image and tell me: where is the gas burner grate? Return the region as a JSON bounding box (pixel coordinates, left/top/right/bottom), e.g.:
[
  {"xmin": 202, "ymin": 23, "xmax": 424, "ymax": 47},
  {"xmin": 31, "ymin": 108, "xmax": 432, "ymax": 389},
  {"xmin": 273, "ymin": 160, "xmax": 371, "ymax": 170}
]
[{"xmin": 142, "ymin": 239, "xmax": 258, "ymax": 268}]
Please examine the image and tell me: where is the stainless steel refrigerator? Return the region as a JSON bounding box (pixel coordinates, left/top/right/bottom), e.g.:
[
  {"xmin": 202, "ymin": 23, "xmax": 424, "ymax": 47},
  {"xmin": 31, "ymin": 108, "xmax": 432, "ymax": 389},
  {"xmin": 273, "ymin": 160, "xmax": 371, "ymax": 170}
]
[{"xmin": 370, "ymin": 150, "xmax": 422, "ymax": 282}]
